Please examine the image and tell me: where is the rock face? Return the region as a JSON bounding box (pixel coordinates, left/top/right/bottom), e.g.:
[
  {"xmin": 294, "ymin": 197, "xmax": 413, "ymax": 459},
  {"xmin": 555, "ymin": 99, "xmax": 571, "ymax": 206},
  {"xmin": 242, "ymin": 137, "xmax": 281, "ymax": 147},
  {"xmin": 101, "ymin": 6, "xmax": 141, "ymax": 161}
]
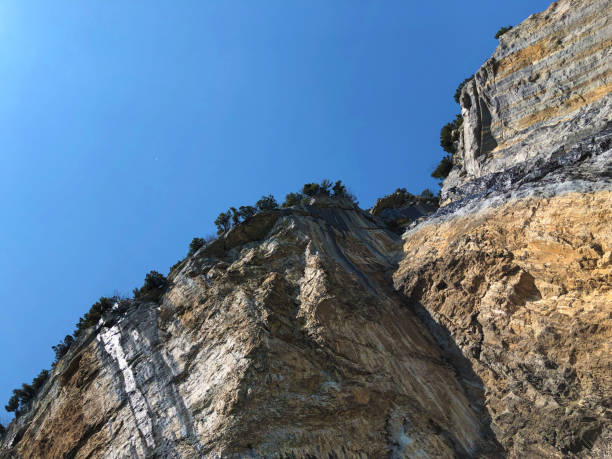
[
  {"xmin": 393, "ymin": 0, "xmax": 612, "ymax": 456},
  {"xmin": 395, "ymin": 185, "xmax": 612, "ymax": 456},
  {"xmin": 443, "ymin": 0, "xmax": 611, "ymax": 201},
  {"xmin": 0, "ymin": 199, "xmax": 502, "ymax": 458},
  {"xmin": 369, "ymin": 190, "xmax": 438, "ymax": 232},
  {"xmin": 2, "ymin": 0, "xmax": 611, "ymax": 457}
]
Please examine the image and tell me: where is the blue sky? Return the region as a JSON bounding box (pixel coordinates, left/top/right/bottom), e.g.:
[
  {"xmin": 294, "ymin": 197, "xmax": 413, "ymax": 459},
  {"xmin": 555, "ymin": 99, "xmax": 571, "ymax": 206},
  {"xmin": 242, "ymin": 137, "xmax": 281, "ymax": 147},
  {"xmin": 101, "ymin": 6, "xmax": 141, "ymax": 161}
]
[{"xmin": 0, "ymin": 0, "xmax": 552, "ymax": 422}]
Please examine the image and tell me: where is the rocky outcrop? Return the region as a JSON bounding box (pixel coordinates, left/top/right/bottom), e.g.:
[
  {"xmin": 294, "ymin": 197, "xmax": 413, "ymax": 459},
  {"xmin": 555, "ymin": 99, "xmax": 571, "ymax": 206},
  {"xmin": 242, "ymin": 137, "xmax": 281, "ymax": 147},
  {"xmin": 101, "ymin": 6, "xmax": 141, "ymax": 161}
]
[
  {"xmin": 0, "ymin": 198, "xmax": 502, "ymax": 458},
  {"xmin": 395, "ymin": 184, "xmax": 612, "ymax": 456},
  {"xmin": 369, "ymin": 189, "xmax": 438, "ymax": 232},
  {"xmin": 443, "ymin": 0, "xmax": 611, "ymax": 202}
]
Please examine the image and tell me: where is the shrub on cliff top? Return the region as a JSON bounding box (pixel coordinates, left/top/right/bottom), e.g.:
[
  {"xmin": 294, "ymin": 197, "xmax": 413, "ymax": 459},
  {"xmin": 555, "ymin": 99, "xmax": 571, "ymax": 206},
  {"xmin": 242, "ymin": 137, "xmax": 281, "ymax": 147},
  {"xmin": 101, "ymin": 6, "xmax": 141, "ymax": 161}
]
[
  {"xmin": 74, "ymin": 296, "xmax": 117, "ymax": 337},
  {"xmin": 214, "ymin": 211, "xmax": 232, "ymax": 235},
  {"xmin": 281, "ymin": 192, "xmax": 304, "ymax": 208},
  {"xmin": 52, "ymin": 335, "xmax": 74, "ymax": 366},
  {"xmin": 4, "ymin": 393, "xmax": 19, "ymax": 414},
  {"xmin": 282, "ymin": 179, "xmax": 357, "ymax": 207},
  {"xmin": 4, "ymin": 369, "xmax": 51, "ymax": 417},
  {"xmin": 133, "ymin": 271, "xmax": 167, "ymax": 300},
  {"xmin": 440, "ymin": 114, "xmax": 463, "ymax": 155},
  {"xmin": 302, "ymin": 179, "xmax": 332, "ymax": 197},
  {"xmin": 431, "ymin": 156, "xmax": 453, "ymax": 180},
  {"xmin": 188, "ymin": 237, "xmax": 206, "ymax": 256},
  {"xmin": 256, "ymin": 194, "xmax": 279, "ymax": 211},
  {"xmin": 495, "ymin": 25, "xmax": 513, "ymax": 39},
  {"xmin": 454, "ymin": 75, "xmax": 473, "ymax": 104},
  {"xmin": 31, "ymin": 370, "xmax": 49, "ymax": 393}
]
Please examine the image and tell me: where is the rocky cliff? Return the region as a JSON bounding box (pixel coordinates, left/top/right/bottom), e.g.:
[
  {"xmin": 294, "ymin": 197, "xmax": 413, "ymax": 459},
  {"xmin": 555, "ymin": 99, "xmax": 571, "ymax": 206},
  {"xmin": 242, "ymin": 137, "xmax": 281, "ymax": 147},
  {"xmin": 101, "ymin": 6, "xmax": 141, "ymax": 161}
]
[
  {"xmin": 443, "ymin": 0, "xmax": 611, "ymax": 202},
  {"xmin": 1, "ymin": 0, "xmax": 610, "ymax": 457},
  {"xmin": 394, "ymin": 0, "xmax": 611, "ymax": 456},
  {"xmin": 0, "ymin": 200, "xmax": 503, "ymax": 458}
]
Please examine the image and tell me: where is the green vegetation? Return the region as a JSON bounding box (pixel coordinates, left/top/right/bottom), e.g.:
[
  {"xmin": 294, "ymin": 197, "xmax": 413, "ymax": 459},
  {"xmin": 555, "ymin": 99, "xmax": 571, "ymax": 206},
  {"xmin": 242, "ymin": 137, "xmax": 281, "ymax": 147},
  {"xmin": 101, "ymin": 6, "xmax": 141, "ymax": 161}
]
[
  {"xmin": 434, "ymin": 70, "xmax": 472, "ymax": 180},
  {"xmin": 281, "ymin": 180, "xmax": 357, "ymax": 208},
  {"xmin": 373, "ymin": 188, "xmax": 439, "ymax": 213},
  {"xmin": 440, "ymin": 114, "xmax": 463, "ymax": 155},
  {"xmin": 281, "ymin": 192, "xmax": 303, "ymax": 208},
  {"xmin": 212, "ymin": 184, "xmax": 354, "ymax": 236},
  {"xmin": 31, "ymin": 370, "xmax": 49, "ymax": 393},
  {"xmin": 5, "ymin": 382, "xmax": 36, "ymax": 415},
  {"xmin": 433, "ymin": 113, "xmax": 462, "ymax": 180},
  {"xmin": 133, "ymin": 271, "xmax": 168, "ymax": 300},
  {"xmin": 495, "ymin": 25, "xmax": 513, "ymax": 39},
  {"xmin": 0, "ymin": 423, "xmax": 5, "ymax": 438},
  {"xmin": 5, "ymin": 368, "xmax": 53, "ymax": 414},
  {"xmin": 214, "ymin": 211, "xmax": 232, "ymax": 235},
  {"xmin": 256, "ymin": 195, "xmax": 278, "ymax": 211},
  {"xmin": 74, "ymin": 296, "xmax": 118, "ymax": 337},
  {"xmin": 454, "ymin": 75, "xmax": 473, "ymax": 104},
  {"xmin": 188, "ymin": 237, "xmax": 206, "ymax": 256},
  {"xmin": 52, "ymin": 335, "xmax": 74, "ymax": 365},
  {"xmin": 431, "ymin": 156, "xmax": 454, "ymax": 180},
  {"xmin": 418, "ymin": 189, "xmax": 436, "ymax": 200}
]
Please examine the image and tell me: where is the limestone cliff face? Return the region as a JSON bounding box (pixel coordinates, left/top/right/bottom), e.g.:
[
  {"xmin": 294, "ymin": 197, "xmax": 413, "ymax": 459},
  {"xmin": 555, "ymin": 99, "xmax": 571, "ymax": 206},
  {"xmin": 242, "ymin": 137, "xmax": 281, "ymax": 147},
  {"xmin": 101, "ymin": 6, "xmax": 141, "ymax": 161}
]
[
  {"xmin": 0, "ymin": 199, "xmax": 502, "ymax": 458},
  {"xmin": 443, "ymin": 0, "xmax": 611, "ymax": 202},
  {"xmin": 2, "ymin": 0, "xmax": 611, "ymax": 457},
  {"xmin": 393, "ymin": 0, "xmax": 612, "ymax": 456}
]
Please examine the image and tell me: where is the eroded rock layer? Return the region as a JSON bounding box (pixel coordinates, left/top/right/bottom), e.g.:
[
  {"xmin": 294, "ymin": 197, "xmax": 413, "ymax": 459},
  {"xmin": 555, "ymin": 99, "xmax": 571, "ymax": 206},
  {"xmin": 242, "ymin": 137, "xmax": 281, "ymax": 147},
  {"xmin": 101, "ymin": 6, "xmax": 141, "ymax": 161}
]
[{"xmin": 443, "ymin": 0, "xmax": 611, "ymax": 200}]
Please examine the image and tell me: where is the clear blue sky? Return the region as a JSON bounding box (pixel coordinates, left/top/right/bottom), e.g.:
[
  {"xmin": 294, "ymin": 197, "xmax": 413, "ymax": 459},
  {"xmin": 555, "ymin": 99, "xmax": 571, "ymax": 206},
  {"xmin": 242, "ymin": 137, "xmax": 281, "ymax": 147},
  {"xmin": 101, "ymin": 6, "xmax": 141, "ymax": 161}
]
[{"xmin": 0, "ymin": 0, "xmax": 552, "ymax": 421}]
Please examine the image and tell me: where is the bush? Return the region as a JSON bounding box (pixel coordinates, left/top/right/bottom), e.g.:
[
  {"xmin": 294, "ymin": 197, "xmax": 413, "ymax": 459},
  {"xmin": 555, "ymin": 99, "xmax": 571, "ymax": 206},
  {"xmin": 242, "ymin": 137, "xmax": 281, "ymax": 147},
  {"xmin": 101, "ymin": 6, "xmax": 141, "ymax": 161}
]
[
  {"xmin": 133, "ymin": 271, "xmax": 167, "ymax": 300},
  {"xmin": 214, "ymin": 211, "xmax": 232, "ymax": 235},
  {"xmin": 74, "ymin": 297, "xmax": 117, "ymax": 337},
  {"xmin": 256, "ymin": 195, "xmax": 279, "ymax": 211},
  {"xmin": 0, "ymin": 423, "xmax": 5, "ymax": 437},
  {"xmin": 282, "ymin": 192, "xmax": 304, "ymax": 207},
  {"xmin": 440, "ymin": 122, "xmax": 455, "ymax": 155},
  {"xmin": 188, "ymin": 237, "xmax": 205, "ymax": 256},
  {"xmin": 238, "ymin": 205, "xmax": 257, "ymax": 221},
  {"xmin": 454, "ymin": 75, "xmax": 473, "ymax": 104},
  {"xmin": 332, "ymin": 180, "xmax": 358, "ymax": 203},
  {"xmin": 494, "ymin": 25, "xmax": 512, "ymax": 39},
  {"xmin": 31, "ymin": 370, "xmax": 49, "ymax": 393},
  {"xmin": 302, "ymin": 181, "xmax": 330, "ymax": 197},
  {"xmin": 5, "ymin": 393, "xmax": 18, "ymax": 414},
  {"xmin": 6, "ymin": 384, "xmax": 35, "ymax": 415},
  {"xmin": 52, "ymin": 335, "xmax": 74, "ymax": 365},
  {"xmin": 185, "ymin": 234, "xmax": 216, "ymax": 259},
  {"xmin": 440, "ymin": 114, "xmax": 463, "ymax": 155},
  {"xmin": 431, "ymin": 156, "xmax": 453, "ymax": 179},
  {"xmin": 282, "ymin": 180, "xmax": 358, "ymax": 206},
  {"xmin": 419, "ymin": 189, "xmax": 435, "ymax": 200},
  {"xmin": 216, "ymin": 196, "xmax": 280, "ymax": 236}
]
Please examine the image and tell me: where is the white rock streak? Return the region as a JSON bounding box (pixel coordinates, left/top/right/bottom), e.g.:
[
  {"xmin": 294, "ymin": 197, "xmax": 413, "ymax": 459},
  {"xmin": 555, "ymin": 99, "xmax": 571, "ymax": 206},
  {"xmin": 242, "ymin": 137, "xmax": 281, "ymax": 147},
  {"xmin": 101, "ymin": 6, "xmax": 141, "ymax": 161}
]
[{"xmin": 98, "ymin": 325, "xmax": 155, "ymax": 449}]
